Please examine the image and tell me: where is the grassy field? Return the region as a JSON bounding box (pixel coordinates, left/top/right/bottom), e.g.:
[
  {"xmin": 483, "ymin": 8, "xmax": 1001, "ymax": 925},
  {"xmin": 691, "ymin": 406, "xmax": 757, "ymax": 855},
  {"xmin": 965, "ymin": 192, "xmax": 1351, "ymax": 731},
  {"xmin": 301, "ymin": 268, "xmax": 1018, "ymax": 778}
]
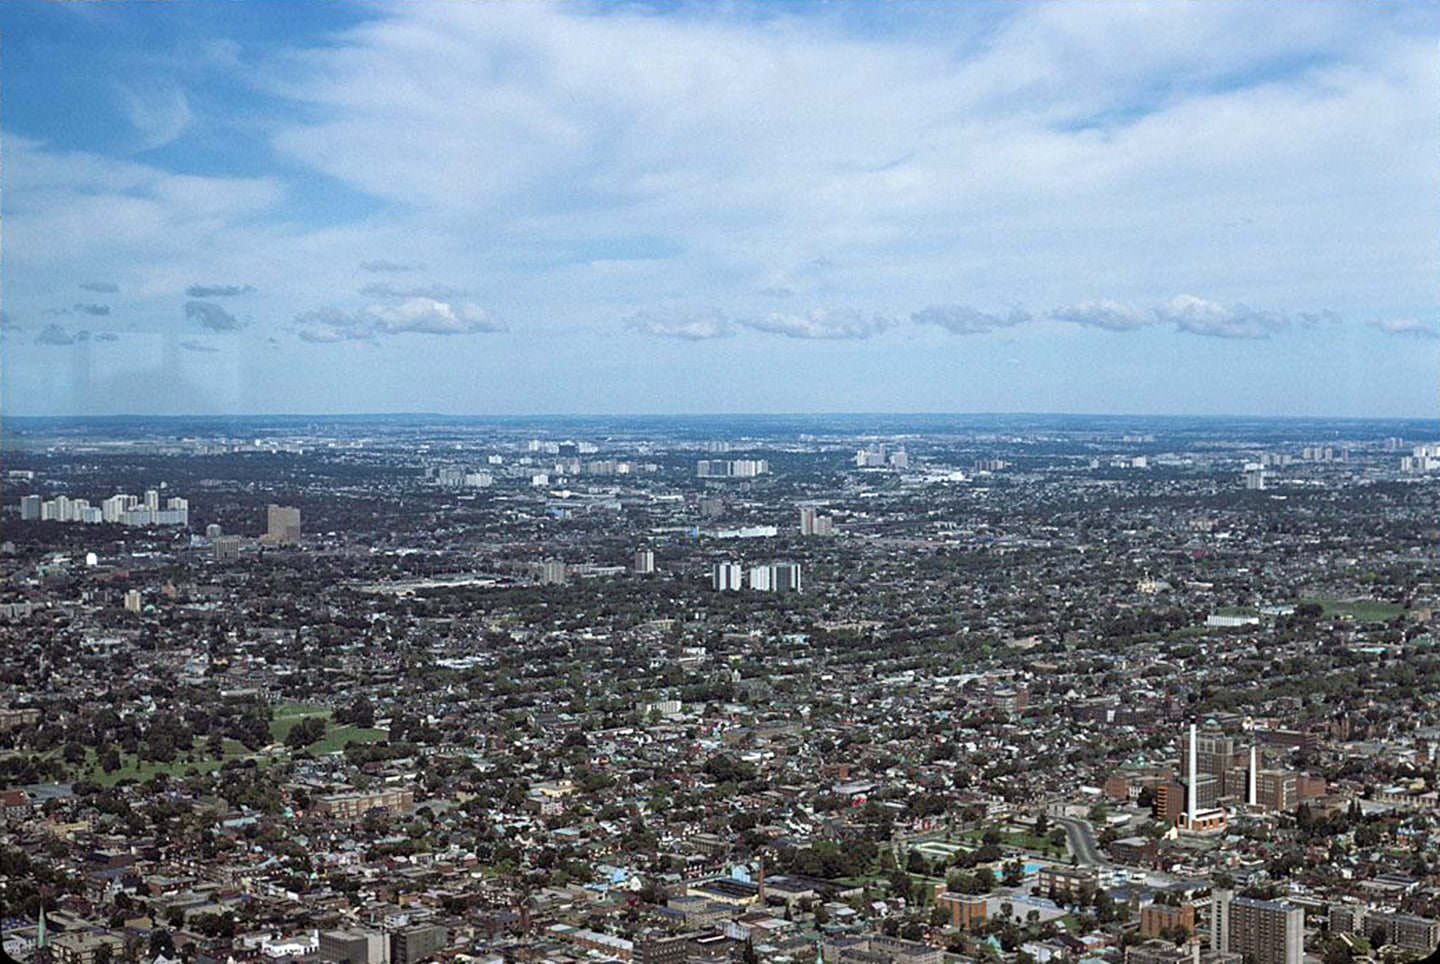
[
  {"xmin": 26, "ymin": 704, "xmax": 388, "ymax": 786},
  {"xmin": 1303, "ymin": 598, "xmax": 1404, "ymax": 622},
  {"xmin": 79, "ymin": 738, "xmax": 260, "ymax": 786},
  {"xmin": 959, "ymin": 826, "xmax": 1067, "ymax": 857},
  {"xmin": 269, "ymin": 702, "xmax": 386, "ymax": 753}
]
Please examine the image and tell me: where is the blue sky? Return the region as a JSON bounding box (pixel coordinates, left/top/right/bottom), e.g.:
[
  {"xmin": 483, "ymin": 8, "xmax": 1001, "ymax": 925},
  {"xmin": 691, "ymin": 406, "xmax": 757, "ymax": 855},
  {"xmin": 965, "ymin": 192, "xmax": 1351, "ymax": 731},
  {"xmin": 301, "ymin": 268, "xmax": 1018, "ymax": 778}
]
[{"xmin": 4, "ymin": 1, "xmax": 1438, "ymax": 417}]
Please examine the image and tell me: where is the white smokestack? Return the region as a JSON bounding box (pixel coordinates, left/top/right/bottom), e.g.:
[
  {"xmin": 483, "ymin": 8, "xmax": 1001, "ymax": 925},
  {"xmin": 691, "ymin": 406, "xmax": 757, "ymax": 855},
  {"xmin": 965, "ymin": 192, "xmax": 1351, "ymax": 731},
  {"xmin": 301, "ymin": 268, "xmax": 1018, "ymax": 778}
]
[
  {"xmin": 1187, "ymin": 723, "xmax": 1198, "ymax": 822},
  {"xmin": 1249, "ymin": 745, "xmax": 1258, "ymax": 807}
]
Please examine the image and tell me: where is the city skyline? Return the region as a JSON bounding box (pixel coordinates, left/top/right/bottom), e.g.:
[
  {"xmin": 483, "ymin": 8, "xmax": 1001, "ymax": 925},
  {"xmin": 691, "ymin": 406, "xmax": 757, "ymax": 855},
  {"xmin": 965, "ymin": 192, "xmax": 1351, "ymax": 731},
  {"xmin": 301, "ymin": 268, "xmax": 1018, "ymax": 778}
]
[{"xmin": 3, "ymin": 2, "xmax": 1438, "ymax": 417}]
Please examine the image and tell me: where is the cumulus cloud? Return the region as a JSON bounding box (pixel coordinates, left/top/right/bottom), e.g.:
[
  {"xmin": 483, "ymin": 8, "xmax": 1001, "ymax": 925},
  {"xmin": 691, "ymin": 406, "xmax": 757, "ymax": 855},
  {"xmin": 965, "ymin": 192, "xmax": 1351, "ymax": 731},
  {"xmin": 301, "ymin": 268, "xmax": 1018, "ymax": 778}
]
[
  {"xmin": 1051, "ymin": 299, "xmax": 1152, "ymax": 332},
  {"xmin": 359, "ymin": 281, "xmax": 466, "ymax": 299},
  {"xmin": 73, "ymin": 303, "xmax": 111, "ymax": 316},
  {"xmin": 624, "ymin": 310, "xmax": 732, "ymax": 341},
  {"xmin": 79, "ymin": 281, "xmax": 119, "ymax": 293},
  {"xmin": 369, "ymin": 298, "xmax": 502, "ymax": 335},
  {"xmin": 294, "ymin": 297, "xmax": 503, "ymax": 342},
  {"xmin": 186, "ymin": 283, "xmax": 256, "ymax": 298},
  {"xmin": 359, "ymin": 259, "xmax": 423, "ymax": 272},
  {"xmin": 741, "ymin": 308, "xmax": 894, "ymax": 340},
  {"xmin": 180, "ymin": 339, "xmax": 219, "ymax": 353},
  {"xmin": 185, "ymin": 300, "xmax": 245, "ymax": 332},
  {"xmin": 35, "ymin": 323, "xmax": 75, "ymax": 345},
  {"xmin": 913, "ymin": 305, "xmax": 1031, "ymax": 335},
  {"xmin": 1158, "ymin": 294, "xmax": 1288, "ymax": 339},
  {"xmin": 1369, "ymin": 318, "xmax": 1440, "ymax": 339}
]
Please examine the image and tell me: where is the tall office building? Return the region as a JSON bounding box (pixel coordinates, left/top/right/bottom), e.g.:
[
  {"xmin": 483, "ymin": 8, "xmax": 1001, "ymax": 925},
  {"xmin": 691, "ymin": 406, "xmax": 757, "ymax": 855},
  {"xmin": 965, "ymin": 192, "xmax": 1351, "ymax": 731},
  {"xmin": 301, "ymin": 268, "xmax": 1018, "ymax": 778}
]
[
  {"xmin": 634, "ymin": 548, "xmax": 655, "ymax": 574},
  {"xmin": 19, "ymin": 495, "xmax": 41, "ymax": 521},
  {"xmin": 712, "ymin": 562, "xmax": 743, "ymax": 591},
  {"xmin": 1211, "ymin": 890, "xmax": 1303, "ymax": 964},
  {"xmin": 1256, "ymin": 770, "xmax": 1297, "ymax": 812},
  {"xmin": 144, "ymin": 489, "xmax": 160, "ymax": 512},
  {"xmin": 539, "ymin": 559, "xmax": 567, "ymax": 585},
  {"xmin": 263, "ymin": 504, "xmax": 302, "ymax": 544}
]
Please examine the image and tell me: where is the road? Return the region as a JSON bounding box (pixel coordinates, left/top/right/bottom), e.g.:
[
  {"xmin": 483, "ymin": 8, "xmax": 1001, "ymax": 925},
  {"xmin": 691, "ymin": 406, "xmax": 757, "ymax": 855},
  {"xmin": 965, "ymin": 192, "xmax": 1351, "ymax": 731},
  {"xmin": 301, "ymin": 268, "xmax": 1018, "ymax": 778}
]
[{"xmin": 1054, "ymin": 816, "xmax": 1111, "ymax": 867}]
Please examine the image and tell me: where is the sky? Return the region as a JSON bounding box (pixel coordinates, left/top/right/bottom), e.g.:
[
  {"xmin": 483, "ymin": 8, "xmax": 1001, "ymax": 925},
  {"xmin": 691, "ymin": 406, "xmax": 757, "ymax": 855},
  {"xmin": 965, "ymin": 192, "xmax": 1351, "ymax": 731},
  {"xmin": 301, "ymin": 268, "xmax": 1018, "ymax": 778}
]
[{"xmin": 3, "ymin": 0, "xmax": 1439, "ymax": 418}]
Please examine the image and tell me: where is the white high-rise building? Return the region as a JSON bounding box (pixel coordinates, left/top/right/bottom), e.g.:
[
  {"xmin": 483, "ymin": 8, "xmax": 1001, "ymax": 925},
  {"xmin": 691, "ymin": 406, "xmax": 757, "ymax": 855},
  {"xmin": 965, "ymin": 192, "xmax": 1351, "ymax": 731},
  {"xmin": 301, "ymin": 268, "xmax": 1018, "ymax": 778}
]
[
  {"xmin": 145, "ymin": 489, "xmax": 160, "ymax": 512},
  {"xmin": 634, "ymin": 549, "xmax": 655, "ymax": 574},
  {"xmin": 748, "ymin": 565, "xmax": 773, "ymax": 591},
  {"xmin": 102, "ymin": 495, "xmax": 130, "ymax": 523},
  {"xmin": 712, "ymin": 562, "xmax": 743, "ymax": 591},
  {"xmin": 19, "ymin": 495, "xmax": 41, "ymax": 521}
]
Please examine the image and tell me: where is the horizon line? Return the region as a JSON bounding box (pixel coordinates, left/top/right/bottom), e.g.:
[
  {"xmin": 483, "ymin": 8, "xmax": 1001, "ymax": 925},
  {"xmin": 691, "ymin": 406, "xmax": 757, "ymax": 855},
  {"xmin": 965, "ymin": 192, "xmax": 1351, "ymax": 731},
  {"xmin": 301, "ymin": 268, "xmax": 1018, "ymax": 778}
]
[{"xmin": 4, "ymin": 410, "xmax": 1440, "ymax": 423}]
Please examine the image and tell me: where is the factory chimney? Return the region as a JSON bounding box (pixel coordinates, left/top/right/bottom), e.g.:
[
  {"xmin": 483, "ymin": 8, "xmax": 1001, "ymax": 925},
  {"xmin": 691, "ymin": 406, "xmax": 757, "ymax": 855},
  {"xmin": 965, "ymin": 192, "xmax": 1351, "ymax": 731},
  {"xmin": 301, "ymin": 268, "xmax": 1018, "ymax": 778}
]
[
  {"xmin": 1187, "ymin": 723, "xmax": 1198, "ymax": 825},
  {"xmin": 1248, "ymin": 745, "xmax": 1258, "ymax": 807}
]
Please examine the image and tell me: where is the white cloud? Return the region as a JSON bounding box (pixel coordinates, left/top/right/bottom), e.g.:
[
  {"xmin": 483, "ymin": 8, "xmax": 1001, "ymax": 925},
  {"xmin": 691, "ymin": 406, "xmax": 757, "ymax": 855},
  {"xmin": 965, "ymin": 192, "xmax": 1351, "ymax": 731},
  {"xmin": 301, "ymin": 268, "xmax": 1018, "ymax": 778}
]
[
  {"xmin": 913, "ymin": 305, "xmax": 1030, "ymax": 335},
  {"xmin": 1158, "ymin": 294, "xmax": 1288, "ymax": 340},
  {"xmin": 250, "ymin": 3, "xmax": 1437, "ymax": 329},
  {"xmin": 741, "ymin": 308, "xmax": 893, "ymax": 340},
  {"xmin": 117, "ymin": 84, "xmax": 193, "ymax": 151},
  {"xmin": 294, "ymin": 297, "xmax": 504, "ymax": 343},
  {"xmin": 1051, "ymin": 300, "xmax": 1152, "ymax": 332},
  {"xmin": 624, "ymin": 310, "xmax": 732, "ymax": 341},
  {"xmin": 1370, "ymin": 318, "xmax": 1440, "ymax": 339}
]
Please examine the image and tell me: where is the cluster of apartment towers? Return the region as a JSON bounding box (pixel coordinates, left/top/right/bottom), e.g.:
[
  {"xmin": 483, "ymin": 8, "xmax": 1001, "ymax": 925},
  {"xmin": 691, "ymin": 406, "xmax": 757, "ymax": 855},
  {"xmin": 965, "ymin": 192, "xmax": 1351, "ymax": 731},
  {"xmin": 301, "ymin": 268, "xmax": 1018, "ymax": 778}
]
[
  {"xmin": 707, "ymin": 507, "xmax": 833, "ymax": 592},
  {"xmin": 18, "ymin": 489, "xmax": 189, "ymax": 527}
]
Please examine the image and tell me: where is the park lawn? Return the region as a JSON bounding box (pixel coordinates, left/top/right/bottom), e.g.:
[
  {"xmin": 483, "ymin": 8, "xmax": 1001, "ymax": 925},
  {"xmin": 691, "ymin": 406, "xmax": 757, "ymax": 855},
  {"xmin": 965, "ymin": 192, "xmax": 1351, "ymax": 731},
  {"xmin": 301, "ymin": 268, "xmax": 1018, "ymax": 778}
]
[
  {"xmin": 307, "ymin": 723, "xmax": 387, "ymax": 755},
  {"xmin": 269, "ymin": 704, "xmax": 387, "ymax": 754},
  {"xmin": 1303, "ymin": 598, "xmax": 1403, "ymax": 622},
  {"xmin": 960, "ymin": 827, "xmax": 1066, "ymax": 856},
  {"xmin": 82, "ymin": 737, "xmax": 261, "ymax": 786},
  {"xmin": 269, "ymin": 702, "xmax": 332, "ymax": 743}
]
